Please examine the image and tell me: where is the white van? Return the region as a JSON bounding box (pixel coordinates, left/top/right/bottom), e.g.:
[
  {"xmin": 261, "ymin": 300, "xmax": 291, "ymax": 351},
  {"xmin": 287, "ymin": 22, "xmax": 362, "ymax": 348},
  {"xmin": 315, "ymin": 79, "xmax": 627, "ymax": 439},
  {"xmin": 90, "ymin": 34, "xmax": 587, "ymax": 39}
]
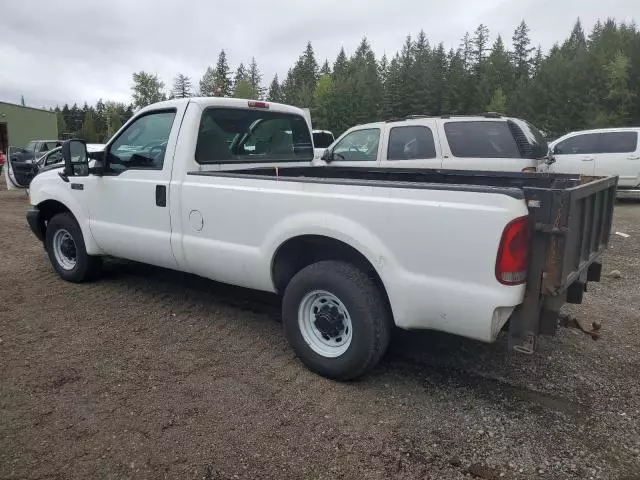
[{"xmin": 548, "ymin": 127, "xmax": 640, "ymax": 198}]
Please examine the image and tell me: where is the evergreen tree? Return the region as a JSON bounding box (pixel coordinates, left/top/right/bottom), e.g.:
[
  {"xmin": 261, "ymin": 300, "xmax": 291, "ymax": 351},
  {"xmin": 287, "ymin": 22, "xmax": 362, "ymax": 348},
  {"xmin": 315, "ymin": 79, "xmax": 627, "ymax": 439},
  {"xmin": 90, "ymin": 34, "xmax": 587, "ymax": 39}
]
[
  {"xmin": 131, "ymin": 72, "xmax": 166, "ymax": 108},
  {"xmin": 487, "ymin": 88, "xmax": 507, "ymax": 113},
  {"xmin": 563, "ymin": 19, "xmax": 587, "ymax": 57},
  {"xmin": 248, "ymin": 57, "xmax": 264, "ymax": 98},
  {"xmin": 56, "ymin": 111, "xmax": 68, "ymax": 138},
  {"xmin": 281, "ymin": 42, "xmax": 319, "ymax": 107},
  {"xmin": 443, "ymin": 49, "xmax": 467, "ymax": 114},
  {"xmin": 410, "ymin": 30, "xmax": 432, "ymax": 115},
  {"xmin": 214, "ymin": 50, "xmax": 232, "ymax": 97},
  {"xmin": 460, "ymin": 32, "xmax": 473, "ymax": 71},
  {"xmin": 596, "ymin": 51, "xmax": 634, "ymax": 125},
  {"xmin": 512, "ymin": 20, "xmax": 535, "ymax": 80},
  {"xmin": 172, "ymin": 74, "xmax": 193, "ymax": 98},
  {"xmin": 485, "ymin": 36, "xmax": 514, "ymax": 95},
  {"xmin": 267, "ymin": 74, "xmax": 284, "ymax": 102},
  {"xmin": 312, "ymin": 73, "xmax": 334, "ymax": 129},
  {"xmin": 95, "ymin": 99, "xmax": 106, "ymax": 141},
  {"xmin": 105, "ymin": 102, "xmax": 125, "ymax": 138},
  {"xmin": 320, "ymin": 60, "xmax": 331, "ymax": 76},
  {"xmin": 472, "ymin": 24, "xmax": 490, "ymax": 69},
  {"xmin": 233, "ymin": 63, "xmax": 248, "ymax": 94},
  {"xmin": 20, "ymin": 95, "xmax": 25, "ymax": 107},
  {"xmin": 199, "ymin": 66, "xmax": 218, "ymax": 96},
  {"xmin": 349, "ymin": 37, "xmax": 382, "ymax": 125},
  {"xmin": 378, "ymin": 54, "xmax": 389, "ymax": 87},
  {"xmin": 81, "ymin": 109, "xmax": 99, "ymax": 142},
  {"xmin": 233, "ymin": 79, "xmax": 258, "ymax": 99},
  {"xmin": 333, "ymin": 47, "xmax": 349, "ymax": 78}
]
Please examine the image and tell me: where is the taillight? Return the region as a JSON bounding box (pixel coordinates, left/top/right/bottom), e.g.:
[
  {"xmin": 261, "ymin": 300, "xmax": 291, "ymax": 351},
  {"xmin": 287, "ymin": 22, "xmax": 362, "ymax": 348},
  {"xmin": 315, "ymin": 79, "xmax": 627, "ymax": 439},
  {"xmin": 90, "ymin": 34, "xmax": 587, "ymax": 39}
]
[
  {"xmin": 521, "ymin": 167, "xmax": 537, "ymax": 173},
  {"xmin": 496, "ymin": 216, "xmax": 529, "ymax": 285}
]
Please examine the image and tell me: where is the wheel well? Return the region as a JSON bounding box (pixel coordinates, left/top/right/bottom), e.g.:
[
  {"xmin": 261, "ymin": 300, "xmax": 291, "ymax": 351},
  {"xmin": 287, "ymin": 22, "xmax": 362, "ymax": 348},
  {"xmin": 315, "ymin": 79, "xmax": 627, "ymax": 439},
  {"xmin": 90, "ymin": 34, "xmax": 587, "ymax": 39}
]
[
  {"xmin": 37, "ymin": 200, "xmax": 72, "ymax": 238},
  {"xmin": 271, "ymin": 235, "xmax": 392, "ymax": 313}
]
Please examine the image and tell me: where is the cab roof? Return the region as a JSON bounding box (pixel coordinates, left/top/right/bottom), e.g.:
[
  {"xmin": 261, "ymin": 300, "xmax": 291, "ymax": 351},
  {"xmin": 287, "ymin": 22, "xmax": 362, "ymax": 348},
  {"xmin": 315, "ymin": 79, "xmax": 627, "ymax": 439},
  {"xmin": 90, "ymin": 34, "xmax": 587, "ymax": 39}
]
[{"xmin": 138, "ymin": 97, "xmax": 308, "ymax": 118}]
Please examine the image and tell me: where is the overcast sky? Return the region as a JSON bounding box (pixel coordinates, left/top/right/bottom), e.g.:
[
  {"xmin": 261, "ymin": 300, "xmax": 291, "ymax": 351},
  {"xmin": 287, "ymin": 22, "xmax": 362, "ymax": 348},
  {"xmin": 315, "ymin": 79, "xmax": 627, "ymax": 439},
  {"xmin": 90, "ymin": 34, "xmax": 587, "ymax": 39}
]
[{"xmin": 0, "ymin": 0, "xmax": 636, "ymax": 109}]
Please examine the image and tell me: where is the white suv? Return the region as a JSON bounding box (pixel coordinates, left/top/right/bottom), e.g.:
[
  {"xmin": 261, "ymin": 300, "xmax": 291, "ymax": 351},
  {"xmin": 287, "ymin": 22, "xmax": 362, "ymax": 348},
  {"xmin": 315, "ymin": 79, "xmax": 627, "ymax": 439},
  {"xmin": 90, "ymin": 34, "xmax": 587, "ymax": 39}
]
[
  {"xmin": 316, "ymin": 114, "xmax": 549, "ymax": 173},
  {"xmin": 548, "ymin": 128, "xmax": 640, "ymax": 198}
]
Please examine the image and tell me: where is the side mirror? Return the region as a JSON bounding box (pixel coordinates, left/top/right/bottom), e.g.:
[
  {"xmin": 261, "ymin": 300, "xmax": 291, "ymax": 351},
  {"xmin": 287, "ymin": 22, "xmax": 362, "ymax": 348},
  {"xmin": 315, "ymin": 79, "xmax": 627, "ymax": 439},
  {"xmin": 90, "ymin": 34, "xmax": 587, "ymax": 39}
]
[
  {"xmin": 545, "ymin": 147, "xmax": 557, "ymax": 166},
  {"xmin": 321, "ymin": 148, "xmax": 333, "ymax": 163},
  {"xmin": 61, "ymin": 139, "xmax": 89, "ymax": 181}
]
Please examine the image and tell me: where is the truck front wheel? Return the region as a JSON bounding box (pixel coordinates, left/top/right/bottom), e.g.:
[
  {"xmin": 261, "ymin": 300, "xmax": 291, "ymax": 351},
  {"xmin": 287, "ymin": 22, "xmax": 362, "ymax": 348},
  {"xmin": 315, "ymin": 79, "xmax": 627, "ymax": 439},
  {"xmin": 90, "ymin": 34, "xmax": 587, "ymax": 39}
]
[
  {"xmin": 45, "ymin": 213, "xmax": 102, "ymax": 283},
  {"xmin": 282, "ymin": 261, "xmax": 391, "ymax": 380}
]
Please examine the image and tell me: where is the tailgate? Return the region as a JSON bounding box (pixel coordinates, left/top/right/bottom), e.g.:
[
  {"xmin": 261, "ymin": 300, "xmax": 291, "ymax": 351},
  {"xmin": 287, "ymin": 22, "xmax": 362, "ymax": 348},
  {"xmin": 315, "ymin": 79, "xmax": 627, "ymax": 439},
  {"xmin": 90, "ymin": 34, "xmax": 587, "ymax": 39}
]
[
  {"xmin": 508, "ymin": 174, "xmax": 618, "ymax": 353},
  {"xmin": 540, "ymin": 175, "xmax": 618, "ymax": 295}
]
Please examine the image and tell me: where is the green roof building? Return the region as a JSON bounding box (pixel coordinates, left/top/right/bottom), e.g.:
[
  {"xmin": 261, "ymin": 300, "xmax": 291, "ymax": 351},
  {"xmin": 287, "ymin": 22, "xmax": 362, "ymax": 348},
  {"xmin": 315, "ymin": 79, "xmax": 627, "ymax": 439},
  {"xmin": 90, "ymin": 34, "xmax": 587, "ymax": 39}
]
[{"xmin": 0, "ymin": 101, "xmax": 58, "ymax": 154}]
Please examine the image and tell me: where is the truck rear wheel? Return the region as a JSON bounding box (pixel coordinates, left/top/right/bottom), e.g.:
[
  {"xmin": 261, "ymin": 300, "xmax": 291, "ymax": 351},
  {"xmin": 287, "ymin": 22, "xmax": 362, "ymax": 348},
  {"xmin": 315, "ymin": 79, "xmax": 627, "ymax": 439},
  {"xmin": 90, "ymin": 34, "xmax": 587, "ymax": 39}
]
[
  {"xmin": 282, "ymin": 261, "xmax": 391, "ymax": 380},
  {"xmin": 45, "ymin": 213, "xmax": 102, "ymax": 283}
]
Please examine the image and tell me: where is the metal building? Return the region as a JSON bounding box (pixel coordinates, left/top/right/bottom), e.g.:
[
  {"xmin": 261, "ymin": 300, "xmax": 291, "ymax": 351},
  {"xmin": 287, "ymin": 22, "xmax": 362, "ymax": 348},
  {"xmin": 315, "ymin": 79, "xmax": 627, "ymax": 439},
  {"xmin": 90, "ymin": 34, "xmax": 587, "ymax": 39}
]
[{"xmin": 0, "ymin": 101, "xmax": 58, "ymax": 153}]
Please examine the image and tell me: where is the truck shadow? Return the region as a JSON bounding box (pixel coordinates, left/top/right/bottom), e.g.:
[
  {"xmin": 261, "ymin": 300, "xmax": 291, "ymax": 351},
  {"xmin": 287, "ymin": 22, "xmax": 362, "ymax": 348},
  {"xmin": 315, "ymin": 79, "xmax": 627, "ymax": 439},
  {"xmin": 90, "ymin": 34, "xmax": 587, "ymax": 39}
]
[{"xmin": 99, "ymin": 258, "xmax": 588, "ymax": 418}]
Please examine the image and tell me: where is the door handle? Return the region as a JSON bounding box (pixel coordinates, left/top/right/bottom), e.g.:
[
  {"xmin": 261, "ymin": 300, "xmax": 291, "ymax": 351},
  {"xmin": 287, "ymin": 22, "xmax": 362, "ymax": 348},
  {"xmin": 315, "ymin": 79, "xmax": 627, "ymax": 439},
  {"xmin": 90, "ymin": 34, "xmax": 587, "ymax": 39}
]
[
  {"xmin": 581, "ymin": 157, "xmax": 595, "ymax": 162},
  {"xmin": 155, "ymin": 185, "xmax": 167, "ymax": 207}
]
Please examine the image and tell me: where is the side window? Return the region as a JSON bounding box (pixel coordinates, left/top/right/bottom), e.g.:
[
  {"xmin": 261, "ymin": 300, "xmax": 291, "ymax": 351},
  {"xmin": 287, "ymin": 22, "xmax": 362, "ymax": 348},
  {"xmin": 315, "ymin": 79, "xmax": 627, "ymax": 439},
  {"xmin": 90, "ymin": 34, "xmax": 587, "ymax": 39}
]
[
  {"xmin": 44, "ymin": 149, "xmax": 62, "ymax": 165},
  {"xmin": 39, "ymin": 143, "xmax": 49, "ymax": 152},
  {"xmin": 444, "ymin": 121, "xmax": 521, "ymax": 158},
  {"xmin": 597, "ymin": 132, "xmax": 638, "ymax": 154},
  {"xmin": 387, "ymin": 126, "xmax": 436, "ymax": 160},
  {"xmin": 108, "ymin": 110, "xmax": 176, "ymax": 171},
  {"xmin": 554, "ymin": 134, "xmax": 598, "ymax": 155},
  {"xmin": 196, "ymin": 108, "xmax": 313, "ymax": 163},
  {"xmin": 332, "ymin": 129, "xmax": 380, "ymax": 161}
]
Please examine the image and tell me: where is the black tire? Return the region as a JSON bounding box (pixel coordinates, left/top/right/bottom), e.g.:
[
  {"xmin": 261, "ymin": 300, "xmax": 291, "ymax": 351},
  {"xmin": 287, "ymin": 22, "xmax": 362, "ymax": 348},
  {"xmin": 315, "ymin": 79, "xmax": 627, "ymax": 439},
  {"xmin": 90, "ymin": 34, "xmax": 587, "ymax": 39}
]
[
  {"xmin": 282, "ymin": 260, "xmax": 391, "ymax": 380},
  {"xmin": 45, "ymin": 213, "xmax": 102, "ymax": 283}
]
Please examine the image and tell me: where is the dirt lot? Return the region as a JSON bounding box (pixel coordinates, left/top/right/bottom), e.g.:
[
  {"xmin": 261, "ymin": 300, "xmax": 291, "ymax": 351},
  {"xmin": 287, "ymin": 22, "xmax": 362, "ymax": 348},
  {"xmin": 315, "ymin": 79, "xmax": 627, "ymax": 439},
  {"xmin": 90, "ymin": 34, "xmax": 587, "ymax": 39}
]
[{"xmin": 1, "ymin": 178, "xmax": 639, "ymax": 480}]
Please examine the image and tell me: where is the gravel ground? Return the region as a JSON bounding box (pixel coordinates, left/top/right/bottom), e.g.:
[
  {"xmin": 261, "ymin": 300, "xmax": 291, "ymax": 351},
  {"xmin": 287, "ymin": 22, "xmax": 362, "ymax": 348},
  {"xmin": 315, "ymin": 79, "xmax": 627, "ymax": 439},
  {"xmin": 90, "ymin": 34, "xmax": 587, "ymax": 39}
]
[{"xmin": 1, "ymin": 177, "xmax": 639, "ymax": 480}]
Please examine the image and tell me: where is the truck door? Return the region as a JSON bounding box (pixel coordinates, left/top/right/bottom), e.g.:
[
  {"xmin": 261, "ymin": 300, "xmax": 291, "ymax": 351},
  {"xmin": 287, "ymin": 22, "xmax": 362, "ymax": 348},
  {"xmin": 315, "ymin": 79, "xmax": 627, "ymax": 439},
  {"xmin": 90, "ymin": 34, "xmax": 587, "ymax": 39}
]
[
  {"xmin": 5, "ymin": 146, "xmax": 38, "ymax": 190},
  {"xmin": 379, "ymin": 121, "xmax": 442, "ymax": 169},
  {"xmin": 86, "ymin": 108, "xmax": 183, "ymax": 269},
  {"xmin": 550, "ymin": 133, "xmax": 597, "ymax": 176},
  {"xmin": 593, "ymin": 131, "xmax": 640, "ymax": 188},
  {"xmin": 326, "ymin": 127, "xmax": 382, "ymax": 168}
]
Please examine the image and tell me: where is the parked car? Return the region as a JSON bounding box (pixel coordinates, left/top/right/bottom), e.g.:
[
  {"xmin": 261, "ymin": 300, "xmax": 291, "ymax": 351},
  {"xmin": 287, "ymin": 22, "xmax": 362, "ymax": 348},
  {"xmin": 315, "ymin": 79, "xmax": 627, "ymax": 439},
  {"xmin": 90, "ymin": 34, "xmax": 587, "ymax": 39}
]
[
  {"xmin": 9, "ymin": 140, "xmax": 63, "ymax": 163},
  {"xmin": 546, "ymin": 127, "xmax": 640, "ymax": 198},
  {"xmin": 315, "ymin": 114, "xmax": 549, "ymax": 172},
  {"xmin": 25, "ymin": 97, "xmax": 616, "ymax": 380},
  {"xmin": 5, "ymin": 143, "xmax": 104, "ymax": 190}
]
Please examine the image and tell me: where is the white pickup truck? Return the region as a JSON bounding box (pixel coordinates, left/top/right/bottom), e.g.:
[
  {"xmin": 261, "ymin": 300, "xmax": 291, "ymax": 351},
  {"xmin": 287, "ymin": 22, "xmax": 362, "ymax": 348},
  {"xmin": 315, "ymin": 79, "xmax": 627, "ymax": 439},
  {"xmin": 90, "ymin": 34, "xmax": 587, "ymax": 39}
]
[{"xmin": 26, "ymin": 97, "xmax": 617, "ymax": 380}]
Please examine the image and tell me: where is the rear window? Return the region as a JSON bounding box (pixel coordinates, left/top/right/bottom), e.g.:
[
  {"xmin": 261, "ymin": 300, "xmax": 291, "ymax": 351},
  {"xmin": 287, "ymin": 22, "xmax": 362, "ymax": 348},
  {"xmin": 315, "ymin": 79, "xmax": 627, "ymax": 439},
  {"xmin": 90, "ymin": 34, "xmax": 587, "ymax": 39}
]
[
  {"xmin": 196, "ymin": 108, "xmax": 313, "ymax": 164},
  {"xmin": 597, "ymin": 131, "xmax": 638, "ymax": 153},
  {"xmin": 444, "ymin": 121, "xmax": 521, "ymax": 158},
  {"xmin": 313, "ymin": 131, "xmax": 334, "ymax": 149},
  {"xmin": 387, "ymin": 126, "xmax": 436, "ymax": 160}
]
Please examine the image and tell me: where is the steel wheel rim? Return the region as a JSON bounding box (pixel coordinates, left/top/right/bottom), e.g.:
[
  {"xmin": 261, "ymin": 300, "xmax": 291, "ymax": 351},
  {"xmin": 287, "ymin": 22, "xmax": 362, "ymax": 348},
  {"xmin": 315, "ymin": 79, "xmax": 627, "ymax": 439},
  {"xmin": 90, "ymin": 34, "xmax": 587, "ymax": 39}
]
[
  {"xmin": 52, "ymin": 229, "xmax": 77, "ymax": 270},
  {"xmin": 298, "ymin": 290, "xmax": 353, "ymax": 358}
]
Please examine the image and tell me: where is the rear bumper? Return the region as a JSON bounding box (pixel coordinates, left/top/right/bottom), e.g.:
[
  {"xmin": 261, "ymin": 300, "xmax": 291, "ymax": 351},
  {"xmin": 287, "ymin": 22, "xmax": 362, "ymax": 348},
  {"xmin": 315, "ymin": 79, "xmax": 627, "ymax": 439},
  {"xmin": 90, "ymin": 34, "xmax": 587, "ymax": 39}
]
[
  {"xmin": 26, "ymin": 206, "xmax": 45, "ymax": 242},
  {"xmin": 616, "ymin": 189, "xmax": 640, "ymax": 199}
]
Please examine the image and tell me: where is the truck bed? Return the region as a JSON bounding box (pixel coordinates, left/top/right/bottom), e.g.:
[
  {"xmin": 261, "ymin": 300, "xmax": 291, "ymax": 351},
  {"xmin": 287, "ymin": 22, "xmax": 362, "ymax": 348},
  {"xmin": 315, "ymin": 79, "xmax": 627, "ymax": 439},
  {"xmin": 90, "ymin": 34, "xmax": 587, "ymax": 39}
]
[
  {"xmin": 194, "ymin": 166, "xmax": 589, "ymax": 199},
  {"xmin": 192, "ymin": 165, "xmax": 618, "ymax": 353}
]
